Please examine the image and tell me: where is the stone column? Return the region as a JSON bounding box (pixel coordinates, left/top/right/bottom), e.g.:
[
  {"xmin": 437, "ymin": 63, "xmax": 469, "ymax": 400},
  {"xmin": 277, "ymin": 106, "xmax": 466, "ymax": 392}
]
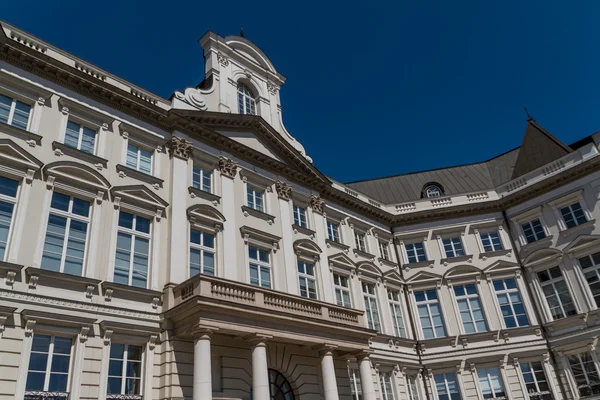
[
  {"xmin": 358, "ymin": 352, "xmax": 376, "ymax": 400},
  {"xmin": 318, "ymin": 345, "xmax": 339, "ymax": 400},
  {"xmin": 219, "ymin": 157, "xmax": 238, "ymax": 280},
  {"xmin": 250, "ymin": 336, "xmax": 271, "ymax": 400},
  {"xmin": 193, "ymin": 328, "xmax": 215, "ymax": 400}
]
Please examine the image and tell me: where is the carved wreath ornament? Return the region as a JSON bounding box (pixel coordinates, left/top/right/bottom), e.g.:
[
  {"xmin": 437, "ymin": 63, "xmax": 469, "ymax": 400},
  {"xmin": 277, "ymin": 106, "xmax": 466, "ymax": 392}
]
[{"xmin": 166, "ymin": 137, "xmax": 193, "ymax": 160}]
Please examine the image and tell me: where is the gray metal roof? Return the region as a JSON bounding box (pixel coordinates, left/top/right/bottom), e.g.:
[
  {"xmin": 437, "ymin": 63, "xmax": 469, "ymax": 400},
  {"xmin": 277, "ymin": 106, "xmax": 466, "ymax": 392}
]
[{"xmin": 344, "ymin": 120, "xmax": 576, "ymax": 204}]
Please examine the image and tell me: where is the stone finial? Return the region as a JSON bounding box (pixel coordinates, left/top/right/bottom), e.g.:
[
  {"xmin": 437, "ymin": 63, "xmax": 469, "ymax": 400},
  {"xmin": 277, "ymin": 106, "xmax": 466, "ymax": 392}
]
[
  {"xmin": 275, "ymin": 181, "xmax": 292, "ymax": 200},
  {"xmin": 310, "ymin": 195, "xmax": 325, "ymax": 214},
  {"xmin": 166, "ymin": 137, "xmax": 193, "ymax": 160},
  {"xmin": 218, "ymin": 157, "xmax": 237, "ymax": 179}
]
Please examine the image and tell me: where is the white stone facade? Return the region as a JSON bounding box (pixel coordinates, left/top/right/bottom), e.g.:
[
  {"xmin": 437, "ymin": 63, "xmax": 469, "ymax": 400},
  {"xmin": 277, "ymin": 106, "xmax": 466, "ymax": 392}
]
[{"xmin": 0, "ymin": 20, "xmax": 600, "ymax": 400}]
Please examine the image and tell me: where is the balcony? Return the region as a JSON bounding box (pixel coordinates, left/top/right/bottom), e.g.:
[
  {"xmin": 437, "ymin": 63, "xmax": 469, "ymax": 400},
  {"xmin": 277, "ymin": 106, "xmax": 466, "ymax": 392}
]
[
  {"xmin": 166, "ymin": 274, "xmax": 373, "ymax": 350},
  {"xmin": 24, "ymin": 391, "xmax": 69, "ymax": 400},
  {"xmin": 580, "ymin": 384, "xmax": 600, "ymax": 397}
]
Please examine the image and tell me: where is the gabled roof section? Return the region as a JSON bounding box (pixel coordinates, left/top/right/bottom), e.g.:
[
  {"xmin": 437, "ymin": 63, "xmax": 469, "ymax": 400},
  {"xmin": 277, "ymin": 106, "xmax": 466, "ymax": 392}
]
[{"xmin": 510, "ymin": 119, "xmax": 572, "ymax": 180}]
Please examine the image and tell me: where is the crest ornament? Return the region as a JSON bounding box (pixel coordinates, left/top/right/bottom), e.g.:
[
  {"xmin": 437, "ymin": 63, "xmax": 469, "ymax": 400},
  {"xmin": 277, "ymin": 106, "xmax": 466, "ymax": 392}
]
[
  {"xmin": 166, "ymin": 137, "xmax": 193, "ymax": 160},
  {"xmin": 310, "ymin": 195, "xmax": 325, "ymax": 214},
  {"xmin": 218, "ymin": 157, "xmax": 237, "ymax": 179},
  {"xmin": 275, "ymin": 181, "xmax": 292, "ymax": 200}
]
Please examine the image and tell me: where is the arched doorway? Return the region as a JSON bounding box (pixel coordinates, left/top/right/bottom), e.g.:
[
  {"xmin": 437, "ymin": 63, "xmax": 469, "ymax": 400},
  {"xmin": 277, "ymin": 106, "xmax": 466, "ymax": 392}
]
[{"xmin": 269, "ymin": 369, "xmax": 295, "ymax": 400}]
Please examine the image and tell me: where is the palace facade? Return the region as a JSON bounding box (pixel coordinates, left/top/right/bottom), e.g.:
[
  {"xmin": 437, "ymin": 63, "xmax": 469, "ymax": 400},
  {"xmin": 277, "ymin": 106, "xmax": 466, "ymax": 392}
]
[{"xmin": 0, "ymin": 21, "xmax": 600, "ymax": 400}]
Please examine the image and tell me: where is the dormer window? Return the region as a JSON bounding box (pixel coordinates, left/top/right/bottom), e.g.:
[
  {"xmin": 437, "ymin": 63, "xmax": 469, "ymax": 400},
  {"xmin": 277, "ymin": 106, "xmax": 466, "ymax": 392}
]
[
  {"xmin": 237, "ymin": 84, "xmax": 256, "ymax": 115},
  {"xmin": 422, "ymin": 183, "xmax": 444, "ymax": 198}
]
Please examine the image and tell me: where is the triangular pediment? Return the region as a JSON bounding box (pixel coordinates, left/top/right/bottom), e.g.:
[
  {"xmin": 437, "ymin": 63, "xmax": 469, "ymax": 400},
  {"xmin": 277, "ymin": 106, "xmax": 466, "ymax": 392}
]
[
  {"xmin": 0, "ymin": 138, "xmax": 42, "ymax": 172},
  {"xmin": 328, "ymin": 253, "xmax": 356, "ymax": 270},
  {"xmin": 563, "ymin": 235, "xmax": 600, "ymax": 255},
  {"xmin": 406, "ymin": 271, "xmax": 442, "ymax": 286},
  {"xmin": 216, "ymin": 129, "xmax": 286, "ymax": 163},
  {"xmin": 44, "ymin": 161, "xmax": 110, "ymax": 191},
  {"xmin": 444, "ymin": 265, "xmax": 482, "ymax": 281},
  {"xmin": 383, "ymin": 270, "xmax": 404, "ymax": 285},
  {"xmin": 111, "ymin": 185, "xmax": 169, "ymax": 211}
]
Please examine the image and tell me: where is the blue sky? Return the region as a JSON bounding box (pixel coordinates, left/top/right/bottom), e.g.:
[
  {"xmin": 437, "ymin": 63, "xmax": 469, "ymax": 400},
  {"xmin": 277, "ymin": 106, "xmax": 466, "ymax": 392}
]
[{"xmin": 3, "ymin": 1, "xmax": 600, "ymax": 182}]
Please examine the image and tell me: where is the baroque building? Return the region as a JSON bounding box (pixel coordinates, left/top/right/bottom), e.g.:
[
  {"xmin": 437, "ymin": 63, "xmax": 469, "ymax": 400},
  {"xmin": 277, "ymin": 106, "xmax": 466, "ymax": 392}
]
[{"xmin": 1, "ymin": 20, "xmax": 600, "ymax": 400}]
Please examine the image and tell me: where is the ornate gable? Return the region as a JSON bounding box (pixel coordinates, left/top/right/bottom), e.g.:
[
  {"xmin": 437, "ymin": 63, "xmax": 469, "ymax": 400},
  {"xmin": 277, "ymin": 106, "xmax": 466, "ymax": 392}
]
[
  {"xmin": 328, "ymin": 253, "xmax": 356, "ymax": 271},
  {"xmin": 111, "ymin": 185, "xmax": 168, "ymax": 219},
  {"xmin": 563, "ymin": 234, "xmax": 600, "ymax": 256},
  {"xmin": 0, "ymin": 138, "xmax": 42, "ymax": 179},
  {"xmin": 522, "ymin": 248, "xmax": 562, "ymax": 268},
  {"xmin": 483, "ymin": 259, "xmax": 520, "ymax": 275},
  {"xmin": 406, "ymin": 271, "xmax": 442, "ymax": 287}
]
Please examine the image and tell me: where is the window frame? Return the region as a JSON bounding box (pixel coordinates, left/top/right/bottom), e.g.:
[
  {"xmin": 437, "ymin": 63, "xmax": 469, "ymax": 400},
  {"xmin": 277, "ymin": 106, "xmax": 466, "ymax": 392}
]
[
  {"xmin": 577, "ymin": 251, "xmax": 600, "ymax": 308},
  {"xmin": 64, "ymin": 119, "xmax": 98, "ymax": 155},
  {"xmin": 559, "ymin": 202, "xmax": 588, "ymax": 229},
  {"xmin": 0, "ymin": 175, "xmax": 20, "ymax": 262},
  {"xmin": 510, "ymin": 207, "xmax": 550, "ymax": 246},
  {"xmin": 433, "ymin": 372, "xmax": 461, "ymax": 400},
  {"xmin": 25, "ymin": 334, "xmax": 73, "ymax": 394},
  {"xmin": 107, "ymin": 343, "xmax": 144, "ymax": 397},
  {"xmin": 237, "ymin": 83, "xmax": 257, "ymax": 115},
  {"xmin": 475, "ymin": 366, "xmax": 506, "ymax": 399},
  {"xmin": 293, "ymin": 204, "xmax": 308, "ymax": 228},
  {"xmin": 361, "ymin": 281, "xmax": 381, "ymax": 332},
  {"xmin": 547, "ymin": 190, "xmax": 593, "ymax": 232},
  {"xmin": 126, "ymin": 141, "xmax": 154, "ymax": 175},
  {"xmin": 113, "ymin": 211, "xmax": 152, "ymax": 288},
  {"xmin": 413, "ymin": 288, "xmax": 446, "ymax": 339},
  {"xmin": 567, "ymin": 351, "xmax": 600, "ymax": 396},
  {"xmin": 248, "ymin": 244, "xmax": 272, "ymax": 289},
  {"xmin": 478, "ymin": 230, "xmax": 504, "ymax": 253},
  {"xmin": 297, "ymin": 258, "xmax": 318, "ymax": 299},
  {"xmin": 406, "ymin": 374, "xmax": 420, "ymax": 400},
  {"xmin": 379, "ymin": 371, "xmax": 396, "ymax": 400},
  {"xmin": 491, "ymin": 277, "xmax": 530, "ymax": 329},
  {"xmin": 354, "ymin": 230, "xmax": 368, "ymax": 253},
  {"xmin": 349, "ymin": 368, "xmax": 362, "ymax": 400},
  {"xmin": 441, "ymin": 235, "xmax": 466, "ymax": 258},
  {"xmin": 387, "ymin": 289, "xmax": 406, "ymax": 338},
  {"xmin": 327, "ymin": 219, "xmax": 340, "ymax": 243},
  {"xmin": 518, "ymin": 360, "xmax": 552, "ymax": 398},
  {"xmin": 40, "ymin": 192, "xmax": 92, "ymax": 276},
  {"xmin": 192, "ymin": 164, "xmax": 214, "ymax": 194},
  {"xmin": 536, "ymin": 266, "xmax": 578, "ymax": 320},
  {"xmin": 246, "ymin": 185, "xmax": 266, "ymax": 213},
  {"xmin": 189, "ymin": 227, "xmax": 216, "ymax": 277},
  {"xmin": 452, "ymin": 283, "xmax": 488, "ymax": 334},
  {"xmin": 333, "ymin": 272, "xmax": 352, "ymax": 307},
  {"xmin": 0, "ymin": 92, "xmax": 32, "ymax": 131},
  {"xmin": 379, "ymin": 240, "xmax": 391, "ymax": 261},
  {"xmin": 403, "ymin": 240, "xmax": 428, "ymax": 264}
]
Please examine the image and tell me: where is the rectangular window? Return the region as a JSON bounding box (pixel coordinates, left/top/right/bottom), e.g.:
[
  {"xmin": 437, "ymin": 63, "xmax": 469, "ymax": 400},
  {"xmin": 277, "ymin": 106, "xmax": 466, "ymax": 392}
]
[
  {"xmin": 41, "ymin": 192, "xmax": 90, "ymax": 276},
  {"xmin": 379, "ymin": 372, "xmax": 395, "ymax": 400},
  {"xmin": 477, "ymin": 367, "xmax": 506, "ymax": 399},
  {"xmin": 561, "ymin": 202, "xmax": 588, "ymax": 229},
  {"xmin": 247, "ymin": 186, "xmax": 265, "ymax": 212},
  {"xmin": 190, "ymin": 229, "xmax": 215, "ymax": 276},
  {"xmin": 114, "ymin": 211, "xmax": 151, "ymax": 288},
  {"xmin": 493, "ymin": 278, "xmax": 529, "ymax": 328},
  {"xmin": 538, "ymin": 266, "xmax": 577, "ymax": 320},
  {"xmin": 126, "ymin": 143, "xmax": 152, "ymax": 174},
  {"xmin": 333, "ymin": 273, "xmax": 352, "ymax": 307},
  {"xmin": 293, "ymin": 204, "xmax": 307, "ymax": 228},
  {"xmin": 434, "ymin": 372, "xmax": 461, "ymax": 400},
  {"xmin": 521, "ymin": 219, "xmax": 546, "ymax": 244},
  {"xmin": 362, "ymin": 282, "xmax": 381, "ymax": 332},
  {"xmin": 578, "ymin": 252, "xmax": 600, "ymax": 307},
  {"xmin": 407, "ymin": 375, "xmax": 420, "ymax": 400},
  {"xmin": 327, "ymin": 221, "xmax": 339, "ymax": 242},
  {"xmin": 405, "ymin": 242, "xmax": 427, "ymax": 263},
  {"xmin": 414, "ymin": 289, "xmax": 446, "ymax": 339},
  {"xmin": 249, "ymin": 246, "xmax": 271, "ymax": 288},
  {"xmin": 442, "ymin": 237, "xmax": 465, "ymax": 258},
  {"xmin": 26, "ymin": 334, "xmax": 72, "ymax": 393},
  {"xmin": 520, "ymin": 361, "xmax": 551, "ymax": 398},
  {"xmin": 0, "ymin": 93, "xmax": 31, "ymax": 130},
  {"xmin": 349, "ymin": 369, "xmax": 362, "ymax": 400},
  {"xmin": 454, "ymin": 283, "xmax": 487, "ymax": 334},
  {"xmin": 379, "ymin": 241, "xmax": 390, "ymax": 260},
  {"xmin": 192, "ymin": 165, "xmax": 213, "ymax": 193},
  {"xmin": 568, "ymin": 352, "xmax": 600, "ymax": 397},
  {"xmin": 298, "ymin": 260, "xmax": 317, "ymax": 299},
  {"xmin": 107, "ymin": 343, "xmax": 142, "ymax": 396},
  {"xmin": 388, "ymin": 290, "xmax": 406, "ymax": 338},
  {"xmin": 64, "ymin": 120, "xmax": 97, "ymax": 154},
  {"xmin": 355, "ymin": 231, "xmax": 367, "ymax": 252},
  {"xmin": 480, "ymin": 231, "xmax": 503, "ymax": 252},
  {"xmin": 0, "ymin": 176, "xmax": 18, "ymax": 261}
]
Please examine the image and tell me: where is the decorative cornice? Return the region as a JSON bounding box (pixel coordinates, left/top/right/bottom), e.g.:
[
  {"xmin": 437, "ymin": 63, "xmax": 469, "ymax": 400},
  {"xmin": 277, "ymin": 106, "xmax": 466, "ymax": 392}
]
[{"xmin": 166, "ymin": 136, "xmax": 193, "ymax": 160}]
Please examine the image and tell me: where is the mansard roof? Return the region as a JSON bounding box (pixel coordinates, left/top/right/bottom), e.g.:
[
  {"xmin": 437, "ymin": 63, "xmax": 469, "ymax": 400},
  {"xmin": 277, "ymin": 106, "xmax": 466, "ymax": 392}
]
[{"xmin": 345, "ymin": 119, "xmax": 584, "ymax": 204}]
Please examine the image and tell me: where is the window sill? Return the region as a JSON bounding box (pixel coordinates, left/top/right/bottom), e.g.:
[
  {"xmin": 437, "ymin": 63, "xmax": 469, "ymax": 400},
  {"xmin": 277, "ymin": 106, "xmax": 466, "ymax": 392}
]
[
  {"xmin": 479, "ymin": 249, "xmax": 512, "ymax": 259},
  {"xmin": 378, "ymin": 257, "xmax": 398, "ymax": 268},
  {"xmin": 241, "ymin": 205, "xmax": 276, "ymax": 224},
  {"xmin": 0, "ymin": 260, "xmax": 24, "ymax": 283},
  {"xmin": 544, "ymin": 311, "xmax": 588, "ymax": 332},
  {"xmin": 559, "ymin": 219, "xmax": 596, "ymax": 237},
  {"xmin": 440, "ymin": 254, "xmax": 473, "ymax": 265},
  {"xmin": 292, "ymin": 223, "xmax": 316, "ymax": 237},
  {"xmin": 520, "ymin": 235, "xmax": 554, "ymax": 253},
  {"xmin": 325, "ymin": 239, "xmax": 349, "ymax": 251},
  {"xmin": 101, "ymin": 281, "xmax": 162, "ymax": 307},
  {"xmin": 52, "ymin": 141, "xmax": 108, "ymax": 169},
  {"xmin": 116, "ymin": 164, "xmax": 164, "ymax": 187},
  {"xmin": 0, "ymin": 120, "xmax": 42, "ymax": 146},
  {"xmin": 188, "ymin": 186, "xmax": 221, "ymax": 204},
  {"xmin": 402, "ymin": 260, "xmax": 433, "ymax": 269},
  {"xmin": 25, "ymin": 266, "xmax": 101, "ymax": 295},
  {"xmin": 353, "ymin": 248, "xmax": 376, "ymax": 260}
]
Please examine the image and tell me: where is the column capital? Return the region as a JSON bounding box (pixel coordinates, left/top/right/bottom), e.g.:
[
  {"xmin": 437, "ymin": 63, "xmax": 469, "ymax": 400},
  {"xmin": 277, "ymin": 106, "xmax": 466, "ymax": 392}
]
[
  {"xmin": 192, "ymin": 324, "xmax": 218, "ymax": 340},
  {"xmin": 245, "ymin": 333, "xmax": 272, "ymax": 347},
  {"xmin": 354, "ymin": 349, "xmax": 373, "ymax": 362},
  {"xmin": 314, "ymin": 344, "xmax": 338, "ymax": 356}
]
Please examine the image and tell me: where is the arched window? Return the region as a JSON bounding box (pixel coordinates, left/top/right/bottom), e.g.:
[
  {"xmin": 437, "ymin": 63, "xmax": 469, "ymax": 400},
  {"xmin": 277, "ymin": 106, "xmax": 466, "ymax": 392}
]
[
  {"xmin": 237, "ymin": 83, "xmax": 257, "ymax": 115},
  {"xmin": 422, "ymin": 183, "xmax": 444, "ymax": 198},
  {"xmin": 269, "ymin": 369, "xmax": 294, "ymax": 400}
]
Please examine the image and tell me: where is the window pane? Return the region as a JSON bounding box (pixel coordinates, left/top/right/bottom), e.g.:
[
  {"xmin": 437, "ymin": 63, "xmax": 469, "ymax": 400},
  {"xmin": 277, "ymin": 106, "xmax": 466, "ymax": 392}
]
[
  {"xmin": 80, "ymin": 126, "xmax": 96, "ymax": 154},
  {"xmin": 126, "ymin": 144, "xmax": 139, "ymax": 169},
  {"xmin": 11, "ymin": 101, "xmax": 31, "ymax": 130},
  {"xmin": 64, "ymin": 121, "xmax": 81, "ymax": 149},
  {"xmin": 0, "ymin": 94, "xmax": 11, "ymax": 124}
]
